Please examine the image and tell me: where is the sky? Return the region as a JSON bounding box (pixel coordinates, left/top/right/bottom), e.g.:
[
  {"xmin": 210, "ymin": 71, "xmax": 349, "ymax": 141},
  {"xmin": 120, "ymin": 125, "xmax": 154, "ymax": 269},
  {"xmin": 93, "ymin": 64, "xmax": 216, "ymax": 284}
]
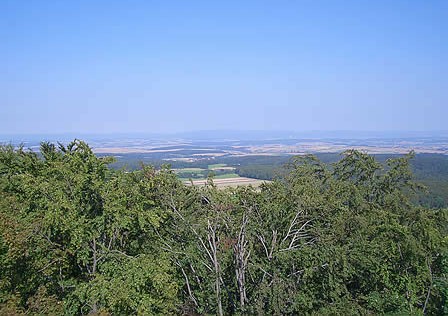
[{"xmin": 1, "ymin": 0, "xmax": 447, "ymax": 134}]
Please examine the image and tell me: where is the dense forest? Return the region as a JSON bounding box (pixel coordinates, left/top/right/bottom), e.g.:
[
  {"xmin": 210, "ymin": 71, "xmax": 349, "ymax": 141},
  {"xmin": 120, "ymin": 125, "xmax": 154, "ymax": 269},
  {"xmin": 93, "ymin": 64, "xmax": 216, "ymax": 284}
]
[{"xmin": 0, "ymin": 140, "xmax": 447, "ymax": 315}]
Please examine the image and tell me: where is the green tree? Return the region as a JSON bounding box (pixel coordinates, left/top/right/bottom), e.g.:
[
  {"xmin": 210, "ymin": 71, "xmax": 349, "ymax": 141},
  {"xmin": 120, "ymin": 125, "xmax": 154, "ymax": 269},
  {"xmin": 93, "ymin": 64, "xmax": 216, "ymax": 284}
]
[{"xmin": 0, "ymin": 141, "xmax": 179, "ymax": 315}]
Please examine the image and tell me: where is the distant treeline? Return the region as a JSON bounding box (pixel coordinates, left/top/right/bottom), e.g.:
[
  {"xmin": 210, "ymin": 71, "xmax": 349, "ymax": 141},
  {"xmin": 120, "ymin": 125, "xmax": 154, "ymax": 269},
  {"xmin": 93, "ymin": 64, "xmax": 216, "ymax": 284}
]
[{"xmin": 1, "ymin": 141, "xmax": 447, "ymax": 315}]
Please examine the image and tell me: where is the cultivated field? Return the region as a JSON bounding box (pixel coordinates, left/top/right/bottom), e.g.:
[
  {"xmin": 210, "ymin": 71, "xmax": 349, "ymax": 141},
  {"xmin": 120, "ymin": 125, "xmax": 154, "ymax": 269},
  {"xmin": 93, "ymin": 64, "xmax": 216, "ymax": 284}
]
[
  {"xmin": 184, "ymin": 177, "xmax": 267, "ymax": 188},
  {"xmin": 89, "ymin": 137, "xmax": 448, "ymax": 158}
]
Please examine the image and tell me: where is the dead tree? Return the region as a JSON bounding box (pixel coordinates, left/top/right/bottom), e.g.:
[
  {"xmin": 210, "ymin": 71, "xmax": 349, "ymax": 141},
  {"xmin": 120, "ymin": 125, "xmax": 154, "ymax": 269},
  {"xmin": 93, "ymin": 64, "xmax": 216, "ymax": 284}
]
[{"xmin": 234, "ymin": 212, "xmax": 250, "ymax": 308}]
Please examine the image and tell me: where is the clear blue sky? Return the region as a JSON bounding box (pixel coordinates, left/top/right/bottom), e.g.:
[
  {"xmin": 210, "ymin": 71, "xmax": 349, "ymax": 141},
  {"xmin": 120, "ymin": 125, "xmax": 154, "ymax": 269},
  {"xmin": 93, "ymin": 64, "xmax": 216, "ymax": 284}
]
[{"xmin": 1, "ymin": 0, "xmax": 447, "ymax": 134}]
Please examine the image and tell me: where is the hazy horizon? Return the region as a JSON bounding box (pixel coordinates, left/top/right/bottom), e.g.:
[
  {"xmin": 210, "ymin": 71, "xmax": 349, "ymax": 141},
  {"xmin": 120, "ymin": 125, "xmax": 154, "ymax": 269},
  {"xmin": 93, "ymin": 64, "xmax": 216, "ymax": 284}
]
[
  {"xmin": 2, "ymin": 1, "xmax": 447, "ymax": 134},
  {"xmin": 2, "ymin": 129, "xmax": 448, "ymax": 144}
]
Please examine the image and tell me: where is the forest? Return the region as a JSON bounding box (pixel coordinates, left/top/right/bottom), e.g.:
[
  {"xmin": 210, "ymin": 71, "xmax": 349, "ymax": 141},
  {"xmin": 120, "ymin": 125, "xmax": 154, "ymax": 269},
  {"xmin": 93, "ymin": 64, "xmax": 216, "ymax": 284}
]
[{"xmin": 0, "ymin": 140, "xmax": 447, "ymax": 315}]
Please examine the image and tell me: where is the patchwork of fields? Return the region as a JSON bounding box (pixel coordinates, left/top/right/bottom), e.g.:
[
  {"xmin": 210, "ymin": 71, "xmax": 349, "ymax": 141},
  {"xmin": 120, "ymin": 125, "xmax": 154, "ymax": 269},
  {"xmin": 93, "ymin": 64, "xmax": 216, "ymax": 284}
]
[
  {"xmin": 174, "ymin": 163, "xmax": 267, "ymax": 187},
  {"xmin": 9, "ymin": 133, "xmax": 447, "ymax": 191}
]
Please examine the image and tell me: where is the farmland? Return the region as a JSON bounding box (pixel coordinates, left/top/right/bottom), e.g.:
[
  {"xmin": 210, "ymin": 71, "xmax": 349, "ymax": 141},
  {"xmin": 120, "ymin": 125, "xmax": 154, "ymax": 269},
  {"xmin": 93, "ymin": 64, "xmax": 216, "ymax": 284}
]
[
  {"xmin": 3, "ymin": 132, "xmax": 448, "ymax": 194},
  {"xmin": 185, "ymin": 177, "xmax": 267, "ymax": 188},
  {"xmin": 174, "ymin": 163, "xmax": 265, "ymax": 187},
  {"xmin": 173, "ymin": 163, "xmax": 237, "ymax": 179}
]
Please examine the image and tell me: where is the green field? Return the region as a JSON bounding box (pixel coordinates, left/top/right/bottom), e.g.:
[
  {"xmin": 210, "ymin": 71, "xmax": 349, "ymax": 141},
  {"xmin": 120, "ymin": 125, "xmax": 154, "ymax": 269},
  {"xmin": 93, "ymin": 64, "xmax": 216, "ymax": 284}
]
[
  {"xmin": 174, "ymin": 164, "xmax": 238, "ymax": 182},
  {"xmin": 208, "ymin": 163, "xmax": 227, "ymax": 169},
  {"xmin": 213, "ymin": 173, "xmax": 239, "ymax": 179}
]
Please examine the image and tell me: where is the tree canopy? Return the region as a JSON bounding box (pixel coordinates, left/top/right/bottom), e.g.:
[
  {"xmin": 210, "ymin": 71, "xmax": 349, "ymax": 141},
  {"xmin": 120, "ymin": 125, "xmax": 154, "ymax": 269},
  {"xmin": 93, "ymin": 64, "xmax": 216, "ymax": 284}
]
[{"xmin": 0, "ymin": 141, "xmax": 446, "ymax": 315}]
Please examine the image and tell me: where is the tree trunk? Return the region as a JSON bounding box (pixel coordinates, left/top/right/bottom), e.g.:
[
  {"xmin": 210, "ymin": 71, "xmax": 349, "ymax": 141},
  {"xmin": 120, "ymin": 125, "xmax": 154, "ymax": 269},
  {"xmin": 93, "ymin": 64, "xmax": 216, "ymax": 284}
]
[
  {"xmin": 234, "ymin": 213, "xmax": 249, "ymax": 309},
  {"xmin": 208, "ymin": 220, "xmax": 223, "ymax": 316}
]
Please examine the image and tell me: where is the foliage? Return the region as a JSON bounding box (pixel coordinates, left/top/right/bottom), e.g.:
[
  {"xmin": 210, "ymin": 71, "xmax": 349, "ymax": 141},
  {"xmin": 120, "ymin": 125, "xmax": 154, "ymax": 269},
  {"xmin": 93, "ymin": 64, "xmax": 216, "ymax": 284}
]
[
  {"xmin": 0, "ymin": 142, "xmax": 447, "ymax": 315},
  {"xmin": 0, "ymin": 141, "xmax": 178, "ymax": 315}
]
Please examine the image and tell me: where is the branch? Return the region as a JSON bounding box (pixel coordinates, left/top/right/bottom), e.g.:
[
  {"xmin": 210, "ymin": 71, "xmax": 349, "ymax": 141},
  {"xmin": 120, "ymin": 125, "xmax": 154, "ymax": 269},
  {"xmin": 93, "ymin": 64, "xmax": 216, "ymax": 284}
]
[{"xmin": 176, "ymin": 261, "xmax": 198, "ymax": 307}]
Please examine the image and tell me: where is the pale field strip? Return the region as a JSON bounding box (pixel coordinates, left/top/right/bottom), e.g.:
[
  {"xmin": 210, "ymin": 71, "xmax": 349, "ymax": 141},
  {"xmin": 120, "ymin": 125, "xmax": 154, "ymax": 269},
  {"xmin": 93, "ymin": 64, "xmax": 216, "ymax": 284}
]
[
  {"xmin": 191, "ymin": 153, "xmax": 227, "ymax": 157},
  {"xmin": 93, "ymin": 148, "xmax": 226, "ymax": 154},
  {"xmin": 185, "ymin": 177, "xmax": 267, "ymax": 188},
  {"xmin": 163, "ymin": 158, "xmax": 196, "ymax": 162},
  {"xmin": 93, "ymin": 148, "xmax": 182, "ymax": 154},
  {"xmin": 172, "ymin": 168, "xmax": 204, "ymax": 172}
]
